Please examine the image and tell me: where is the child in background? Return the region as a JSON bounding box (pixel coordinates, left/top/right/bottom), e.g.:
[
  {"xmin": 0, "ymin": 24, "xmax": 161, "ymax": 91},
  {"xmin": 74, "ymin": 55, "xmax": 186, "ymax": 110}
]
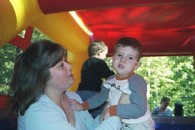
[
  {"xmin": 77, "ymin": 40, "xmax": 114, "ymax": 118},
  {"xmin": 71, "ymin": 37, "xmax": 154, "ymax": 130},
  {"xmin": 152, "ymin": 96, "xmax": 172, "ymax": 116}
]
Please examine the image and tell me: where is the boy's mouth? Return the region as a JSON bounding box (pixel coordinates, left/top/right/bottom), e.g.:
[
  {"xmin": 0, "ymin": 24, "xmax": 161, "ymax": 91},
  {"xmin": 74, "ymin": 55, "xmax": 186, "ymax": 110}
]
[{"xmin": 118, "ymin": 64, "xmax": 124, "ymax": 69}]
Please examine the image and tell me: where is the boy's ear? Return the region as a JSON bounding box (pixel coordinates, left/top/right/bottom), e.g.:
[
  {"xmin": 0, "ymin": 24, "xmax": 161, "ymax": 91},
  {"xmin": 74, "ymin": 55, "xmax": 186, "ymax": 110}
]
[
  {"xmin": 97, "ymin": 50, "xmax": 102, "ymax": 56},
  {"xmin": 134, "ymin": 62, "xmax": 141, "ymax": 70}
]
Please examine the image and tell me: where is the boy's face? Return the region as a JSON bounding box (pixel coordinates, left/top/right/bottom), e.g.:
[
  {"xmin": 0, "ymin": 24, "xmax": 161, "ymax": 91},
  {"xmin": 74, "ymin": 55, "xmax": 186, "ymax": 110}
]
[
  {"xmin": 112, "ymin": 46, "xmax": 140, "ymax": 77},
  {"xmin": 160, "ymin": 101, "xmax": 169, "ymax": 109}
]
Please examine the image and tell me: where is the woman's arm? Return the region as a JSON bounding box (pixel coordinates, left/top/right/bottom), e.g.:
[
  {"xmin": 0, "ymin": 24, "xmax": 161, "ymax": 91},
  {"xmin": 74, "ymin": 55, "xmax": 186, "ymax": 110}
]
[{"xmin": 94, "ymin": 116, "xmax": 122, "ymax": 130}]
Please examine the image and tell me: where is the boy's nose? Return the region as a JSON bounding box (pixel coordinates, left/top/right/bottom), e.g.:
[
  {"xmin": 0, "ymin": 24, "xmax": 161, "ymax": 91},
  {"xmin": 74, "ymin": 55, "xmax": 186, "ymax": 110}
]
[{"xmin": 120, "ymin": 57, "xmax": 126, "ymax": 63}]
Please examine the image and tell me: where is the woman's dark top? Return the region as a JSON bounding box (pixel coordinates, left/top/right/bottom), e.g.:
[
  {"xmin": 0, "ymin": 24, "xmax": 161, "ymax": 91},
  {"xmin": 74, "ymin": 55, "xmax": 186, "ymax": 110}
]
[{"xmin": 77, "ymin": 57, "xmax": 114, "ymax": 92}]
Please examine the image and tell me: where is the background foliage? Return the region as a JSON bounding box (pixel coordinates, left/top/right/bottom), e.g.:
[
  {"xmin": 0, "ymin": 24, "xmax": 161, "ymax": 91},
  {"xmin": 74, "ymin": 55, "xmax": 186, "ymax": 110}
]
[
  {"xmin": 0, "ymin": 29, "xmax": 195, "ymax": 116},
  {"xmin": 0, "ymin": 29, "xmax": 49, "ymax": 94}
]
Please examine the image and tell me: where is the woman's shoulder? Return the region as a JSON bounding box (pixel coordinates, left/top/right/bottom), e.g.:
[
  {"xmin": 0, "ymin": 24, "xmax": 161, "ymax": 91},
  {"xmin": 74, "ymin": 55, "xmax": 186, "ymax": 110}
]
[
  {"xmin": 21, "ymin": 95, "xmax": 66, "ymax": 122},
  {"xmin": 28, "ymin": 95, "xmax": 62, "ymax": 111}
]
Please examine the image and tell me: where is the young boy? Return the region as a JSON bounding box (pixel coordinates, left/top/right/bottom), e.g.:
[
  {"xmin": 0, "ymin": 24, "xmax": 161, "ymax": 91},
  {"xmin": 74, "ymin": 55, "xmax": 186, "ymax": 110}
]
[
  {"xmin": 152, "ymin": 96, "xmax": 172, "ymax": 116},
  {"xmin": 71, "ymin": 37, "xmax": 154, "ymax": 130}
]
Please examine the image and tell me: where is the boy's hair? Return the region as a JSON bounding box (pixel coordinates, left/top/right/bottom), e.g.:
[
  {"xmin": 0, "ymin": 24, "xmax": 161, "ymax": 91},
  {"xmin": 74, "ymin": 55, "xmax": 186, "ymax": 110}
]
[
  {"xmin": 114, "ymin": 37, "xmax": 143, "ymax": 61},
  {"xmin": 88, "ymin": 40, "xmax": 107, "ymax": 57}
]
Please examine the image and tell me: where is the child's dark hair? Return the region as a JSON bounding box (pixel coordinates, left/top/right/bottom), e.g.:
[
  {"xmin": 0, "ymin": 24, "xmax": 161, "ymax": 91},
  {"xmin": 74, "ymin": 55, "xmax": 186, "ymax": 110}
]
[
  {"xmin": 88, "ymin": 40, "xmax": 107, "ymax": 57},
  {"xmin": 114, "ymin": 37, "xmax": 143, "ymax": 61},
  {"xmin": 161, "ymin": 96, "xmax": 170, "ymax": 106}
]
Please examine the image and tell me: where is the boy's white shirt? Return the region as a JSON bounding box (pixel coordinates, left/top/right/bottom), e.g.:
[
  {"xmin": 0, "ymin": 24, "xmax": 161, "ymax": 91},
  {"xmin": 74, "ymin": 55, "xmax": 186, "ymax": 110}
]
[{"xmin": 103, "ymin": 77, "xmax": 152, "ymax": 124}]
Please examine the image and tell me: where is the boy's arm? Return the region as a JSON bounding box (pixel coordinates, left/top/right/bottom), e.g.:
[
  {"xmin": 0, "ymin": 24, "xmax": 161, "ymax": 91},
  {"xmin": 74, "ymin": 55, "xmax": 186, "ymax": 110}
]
[
  {"xmin": 151, "ymin": 107, "xmax": 158, "ymax": 116},
  {"xmin": 70, "ymin": 84, "xmax": 110, "ymax": 111},
  {"xmin": 83, "ymin": 85, "xmax": 110, "ymax": 110},
  {"xmin": 116, "ymin": 76, "xmax": 147, "ymax": 118},
  {"xmin": 103, "ymin": 75, "xmax": 147, "ymax": 119}
]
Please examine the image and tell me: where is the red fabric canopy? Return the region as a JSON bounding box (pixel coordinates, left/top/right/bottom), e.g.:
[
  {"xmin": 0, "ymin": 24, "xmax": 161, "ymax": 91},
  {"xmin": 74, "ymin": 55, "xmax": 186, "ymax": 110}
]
[{"xmin": 37, "ymin": 0, "xmax": 195, "ymax": 56}]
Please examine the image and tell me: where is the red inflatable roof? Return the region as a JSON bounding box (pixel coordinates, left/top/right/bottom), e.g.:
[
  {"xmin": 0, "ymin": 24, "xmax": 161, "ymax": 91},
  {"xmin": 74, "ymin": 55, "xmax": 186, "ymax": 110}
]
[{"xmin": 38, "ymin": 0, "xmax": 195, "ymax": 56}]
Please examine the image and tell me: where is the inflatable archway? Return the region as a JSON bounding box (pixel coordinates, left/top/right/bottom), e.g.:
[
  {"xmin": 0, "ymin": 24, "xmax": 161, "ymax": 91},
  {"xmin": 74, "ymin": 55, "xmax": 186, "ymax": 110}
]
[{"xmin": 0, "ymin": 0, "xmax": 90, "ymax": 91}]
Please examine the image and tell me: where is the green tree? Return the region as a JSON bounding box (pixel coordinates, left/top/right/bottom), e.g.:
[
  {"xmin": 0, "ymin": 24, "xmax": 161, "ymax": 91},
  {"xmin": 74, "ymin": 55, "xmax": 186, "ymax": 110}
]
[
  {"xmin": 0, "ymin": 28, "xmax": 48, "ymax": 95},
  {"xmin": 136, "ymin": 56, "xmax": 195, "ymax": 116},
  {"xmin": 0, "ymin": 44, "xmax": 22, "ymax": 95}
]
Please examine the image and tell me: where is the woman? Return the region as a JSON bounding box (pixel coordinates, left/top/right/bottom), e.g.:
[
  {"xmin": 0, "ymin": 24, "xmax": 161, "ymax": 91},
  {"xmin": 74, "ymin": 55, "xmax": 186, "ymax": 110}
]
[{"xmin": 10, "ymin": 40, "xmax": 121, "ymax": 130}]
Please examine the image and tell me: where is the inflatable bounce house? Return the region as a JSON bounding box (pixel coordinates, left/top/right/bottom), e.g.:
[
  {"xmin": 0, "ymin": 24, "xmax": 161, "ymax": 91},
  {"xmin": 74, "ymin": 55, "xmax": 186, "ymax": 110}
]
[
  {"xmin": 1, "ymin": 0, "xmax": 195, "ymax": 92},
  {"xmin": 1, "ymin": 0, "xmax": 195, "ymax": 129}
]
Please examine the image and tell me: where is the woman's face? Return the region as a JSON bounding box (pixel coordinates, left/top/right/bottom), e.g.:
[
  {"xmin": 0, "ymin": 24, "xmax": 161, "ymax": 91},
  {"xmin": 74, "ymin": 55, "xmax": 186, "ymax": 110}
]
[{"xmin": 47, "ymin": 57, "xmax": 74, "ymax": 92}]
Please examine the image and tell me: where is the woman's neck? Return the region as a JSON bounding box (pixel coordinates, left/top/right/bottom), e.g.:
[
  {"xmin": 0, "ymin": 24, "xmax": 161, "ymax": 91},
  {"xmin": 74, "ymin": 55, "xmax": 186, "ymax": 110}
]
[
  {"xmin": 45, "ymin": 90, "xmax": 75, "ymax": 127},
  {"xmin": 61, "ymin": 93, "xmax": 76, "ymax": 127},
  {"xmin": 45, "ymin": 89, "xmax": 63, "ymax": 107}
]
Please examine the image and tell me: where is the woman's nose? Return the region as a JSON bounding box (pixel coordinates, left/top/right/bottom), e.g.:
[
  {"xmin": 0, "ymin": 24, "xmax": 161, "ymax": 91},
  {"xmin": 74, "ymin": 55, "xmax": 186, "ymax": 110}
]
[{"xmin": 64, "ymin": 62, "xmax": 72, "ymax": 69}]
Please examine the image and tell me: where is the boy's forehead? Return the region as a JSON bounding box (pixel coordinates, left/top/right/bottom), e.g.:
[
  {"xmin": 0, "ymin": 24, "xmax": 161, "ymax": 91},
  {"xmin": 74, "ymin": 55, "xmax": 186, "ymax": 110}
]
[
  {"xmin": 116, "ymin": 46, "xmax": 139, "ymax": 56},
  {"xmin": 116, "ymin": 46, "xmax": 138, "ymax": 52}
]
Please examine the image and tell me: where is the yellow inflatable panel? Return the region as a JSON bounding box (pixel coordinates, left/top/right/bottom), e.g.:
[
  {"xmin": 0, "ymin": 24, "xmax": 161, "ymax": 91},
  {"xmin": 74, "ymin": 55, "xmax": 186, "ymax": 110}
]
[
  {"xmin": 0, "ymin": 0, "xmax": 44, "ymax": 46},
  {"xmin": 68, "ymin": 51, "xmax": 88, "ymax": 91},
  {"xmin": 33, "ymin": 12, "xmax": 89, "ymax": 53},
  {"xmin": 0, "ymin": 0, "xmax": 90, "ymax": 91}
]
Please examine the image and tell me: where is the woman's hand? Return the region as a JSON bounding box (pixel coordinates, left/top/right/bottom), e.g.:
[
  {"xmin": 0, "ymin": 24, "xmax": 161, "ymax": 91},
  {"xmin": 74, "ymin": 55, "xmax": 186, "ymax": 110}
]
[
  {"xmin": 100, "ymin": 107, "xmax": 110, "ymax": 121},
  {"xmin": 69, "ymin": 99, "xmax": 83, "ymax": 111}
]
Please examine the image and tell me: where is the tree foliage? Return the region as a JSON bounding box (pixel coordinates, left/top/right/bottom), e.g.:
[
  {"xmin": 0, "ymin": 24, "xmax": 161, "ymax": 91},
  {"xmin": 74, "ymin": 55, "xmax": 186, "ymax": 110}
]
[
  {"xmin": 0, "ymin": 28, "xmax": 48, "ymax": 94},
  {"xmin": 0, "ymin": 44, "xmax": 22, "ymax": 94},
  {"xmin": 136, "ymin": 56, "xmax": 194, "ymax": 116}
]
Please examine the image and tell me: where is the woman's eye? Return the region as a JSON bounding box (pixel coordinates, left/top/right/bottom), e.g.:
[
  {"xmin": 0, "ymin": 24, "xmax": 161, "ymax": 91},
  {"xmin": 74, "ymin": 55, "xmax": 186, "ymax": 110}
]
[{"xmin": 60, "ymin": 63, "xmax": 64, "ymax": 67}]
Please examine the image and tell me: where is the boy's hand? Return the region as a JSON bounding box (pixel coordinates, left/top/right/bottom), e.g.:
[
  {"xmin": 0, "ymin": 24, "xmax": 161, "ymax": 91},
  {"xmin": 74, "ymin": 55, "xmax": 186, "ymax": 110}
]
[{"xmin": 69, "ymin": 99, "xmax": 83, "ymax": 111}]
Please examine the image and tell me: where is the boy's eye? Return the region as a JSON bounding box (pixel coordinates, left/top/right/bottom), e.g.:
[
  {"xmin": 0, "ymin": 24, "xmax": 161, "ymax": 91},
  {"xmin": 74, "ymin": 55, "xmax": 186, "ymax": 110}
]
[
  {"xmin": 116, "ymin": 53, "xmax": 122, "ymax": 57},
  {"xmin": 128, "ymin": 56, "xmax": 133, "ymax": 60}
]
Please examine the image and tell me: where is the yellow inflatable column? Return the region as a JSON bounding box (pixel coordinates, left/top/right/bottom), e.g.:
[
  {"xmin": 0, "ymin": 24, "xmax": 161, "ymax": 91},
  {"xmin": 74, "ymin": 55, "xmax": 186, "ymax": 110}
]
[
  {"xmin": 68, "ymin": 51, "xmax": 88, "ymax": 91},
  {"xmin": 0, "ymin": 0, "xmax": 44, "ymax": 46},
  {"xmin": 32, "ymin": 12, "xmax": 89, "ymax": 53}
]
